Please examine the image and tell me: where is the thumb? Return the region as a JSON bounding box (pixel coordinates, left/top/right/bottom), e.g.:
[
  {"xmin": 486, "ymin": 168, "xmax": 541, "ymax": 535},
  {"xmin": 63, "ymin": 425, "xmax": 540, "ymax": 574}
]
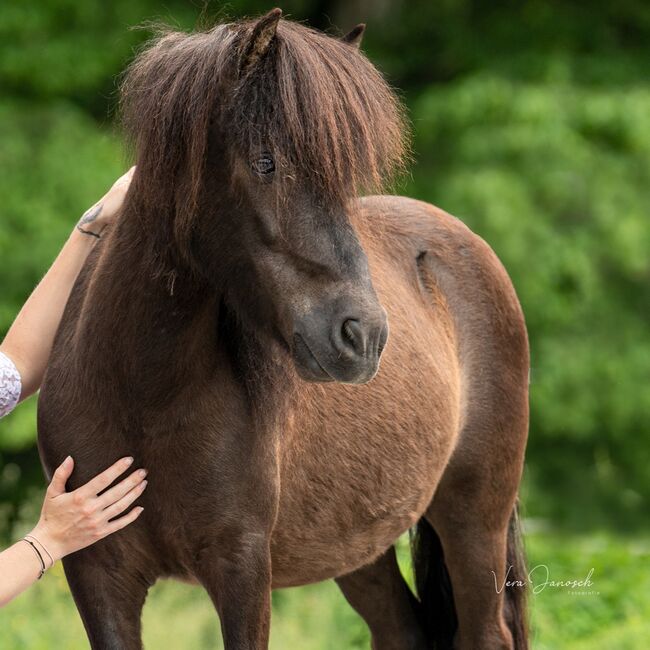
[{"xmin": 48, "ymin": 456, "xmax": 74, "ymax": 497}]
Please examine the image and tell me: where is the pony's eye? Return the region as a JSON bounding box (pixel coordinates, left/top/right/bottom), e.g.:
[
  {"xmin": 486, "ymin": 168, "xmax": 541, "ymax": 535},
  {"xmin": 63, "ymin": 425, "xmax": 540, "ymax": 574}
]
[{"xmin": 252, "ymin": 155, "xmax": 275, "ymax": 175}]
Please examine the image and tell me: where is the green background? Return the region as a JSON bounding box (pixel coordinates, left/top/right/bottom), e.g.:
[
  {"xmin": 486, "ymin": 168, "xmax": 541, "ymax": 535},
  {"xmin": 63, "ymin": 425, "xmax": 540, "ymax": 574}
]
[{"xmin": 0, "ymin": 1, "xmax": 648, "ymax": 648}]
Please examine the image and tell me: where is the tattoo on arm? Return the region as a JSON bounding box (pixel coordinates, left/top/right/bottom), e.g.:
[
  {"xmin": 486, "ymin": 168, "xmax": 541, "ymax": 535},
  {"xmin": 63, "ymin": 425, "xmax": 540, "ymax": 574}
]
[{"xmin": 77, "ymin": 203, "xmax": 104, "ymax": 238}]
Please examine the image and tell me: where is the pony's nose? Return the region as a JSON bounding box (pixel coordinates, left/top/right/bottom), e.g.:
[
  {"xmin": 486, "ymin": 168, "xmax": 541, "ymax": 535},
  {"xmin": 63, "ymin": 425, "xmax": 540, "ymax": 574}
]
[{"xmin": 334, "ymin": 317, "xmax": 388, "ymax": 362}]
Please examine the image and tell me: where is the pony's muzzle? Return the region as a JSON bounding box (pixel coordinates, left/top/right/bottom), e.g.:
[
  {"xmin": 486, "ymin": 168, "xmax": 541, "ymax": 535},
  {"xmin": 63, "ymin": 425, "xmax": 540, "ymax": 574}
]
[{"xmin": 292, "ymin": 308, "xmax": 389, "ymax": 385}]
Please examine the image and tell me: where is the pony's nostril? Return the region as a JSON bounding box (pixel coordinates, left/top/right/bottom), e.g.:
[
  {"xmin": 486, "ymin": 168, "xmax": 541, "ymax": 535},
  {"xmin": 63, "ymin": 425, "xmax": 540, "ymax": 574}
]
[
  {"xmin": 377, "ymin": 322, "xmax": 389, "ymax": 357},
  {"xmin": 341, "ymin": 319, "xmax": 366, "ymax": 356}
]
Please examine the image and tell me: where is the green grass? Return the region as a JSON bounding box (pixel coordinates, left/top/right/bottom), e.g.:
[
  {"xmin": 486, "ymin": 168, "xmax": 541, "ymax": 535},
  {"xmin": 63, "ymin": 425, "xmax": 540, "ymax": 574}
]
[{"xmin": 1, "ymin": 529, "xmax": 648, "ymax": 649}]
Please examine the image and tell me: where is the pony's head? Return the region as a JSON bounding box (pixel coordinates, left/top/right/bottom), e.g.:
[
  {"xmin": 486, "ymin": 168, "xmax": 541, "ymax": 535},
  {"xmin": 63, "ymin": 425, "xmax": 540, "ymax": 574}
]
[{"xmin": 121, "ymin": 9, "xmax": 408, "ymax": 384}]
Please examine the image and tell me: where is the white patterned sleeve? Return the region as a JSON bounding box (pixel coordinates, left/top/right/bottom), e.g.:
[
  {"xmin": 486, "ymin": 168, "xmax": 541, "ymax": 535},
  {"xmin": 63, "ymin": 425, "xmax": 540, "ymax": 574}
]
[{"xmin": 0, "ymin": 351, "xmax": 22, "ymax": 418}]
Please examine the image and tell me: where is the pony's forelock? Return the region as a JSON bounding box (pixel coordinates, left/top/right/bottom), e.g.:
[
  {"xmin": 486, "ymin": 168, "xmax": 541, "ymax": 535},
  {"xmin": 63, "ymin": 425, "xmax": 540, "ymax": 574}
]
[
  {"xmin": 120, "ymin": 15, "xmax": 410, "ymax": 239},
  {"xmin": 230, "ymin": 19, "xmax": 410, "ymax": 206}
]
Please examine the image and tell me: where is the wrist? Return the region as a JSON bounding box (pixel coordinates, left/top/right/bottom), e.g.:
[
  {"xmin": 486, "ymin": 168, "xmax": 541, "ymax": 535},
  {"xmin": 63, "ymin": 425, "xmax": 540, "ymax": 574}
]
[
  {"xmin": 76, "ymin": 224, "xmax": 102, "ymax": 239},
  {"xmin": 29, "ymin": 523, "xmax": 65, "ymax": 564},
  {"xmin": 70, "ymin": 224, "xmax": 101, "ymax": 247}
]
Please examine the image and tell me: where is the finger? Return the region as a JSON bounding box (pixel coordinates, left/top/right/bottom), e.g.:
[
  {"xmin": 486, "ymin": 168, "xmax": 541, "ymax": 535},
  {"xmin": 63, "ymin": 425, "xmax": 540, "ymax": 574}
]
[
  {"xmin": 102, "ymin": 480, "xmax": 147, "ymax": 521},
  {"xmin": 95, "ymin": 468, "xmax": 147, "ymax": 510},
  {"xmin": 47, "ymin": 456, "xmax": 74, "ymax": 497},
  {"xmin": 78, "ymin": 457, "xmax": 134, "ymax": 497},
  {"xmin": 102, "ymin": 506, "xmax": 144, "ymax": 537},
  {"xmin": 115, "ymin": 167, "xmax": 135, "ymax": 187}
]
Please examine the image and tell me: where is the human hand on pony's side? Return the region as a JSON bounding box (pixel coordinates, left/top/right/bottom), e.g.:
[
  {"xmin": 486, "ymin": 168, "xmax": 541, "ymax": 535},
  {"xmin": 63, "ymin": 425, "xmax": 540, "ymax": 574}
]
[
  {"xmin": 28, "ymin": 455, "xmax": 147, "ymax": 562},
  {"xmin": 0, "ymin": 166, "xmax": 143, "ymax": 609},
  {"xmin": 76, "ymin": 166, "xmax": 135, "ymax": 238}
]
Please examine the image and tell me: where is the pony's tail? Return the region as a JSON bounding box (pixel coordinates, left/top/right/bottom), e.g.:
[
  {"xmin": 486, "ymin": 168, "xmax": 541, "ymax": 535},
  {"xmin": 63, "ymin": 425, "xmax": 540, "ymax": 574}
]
[
  {"xmin": 410, "ymin": 504, "xmax": 528, "ymax": 649},
  {"xmin": 504, "ymin": 502, "xmax": 529, "ymax": 649},
  {"xmin": 410, "ymin": 518, "xmax": 457, "ymax": 649}
]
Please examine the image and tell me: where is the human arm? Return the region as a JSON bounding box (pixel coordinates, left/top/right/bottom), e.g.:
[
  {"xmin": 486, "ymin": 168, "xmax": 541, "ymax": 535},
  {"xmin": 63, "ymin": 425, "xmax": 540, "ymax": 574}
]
[
  {"xmin": 0, "ymin": 167, "xmax": 146, "ymax": 608},
  {"xmin": 0, "ymin": 168, "xmax": 134, "ymax": 400},
  {"xmin": 0, "ymin": 455, "xmax": 147, "ymax": 608}
]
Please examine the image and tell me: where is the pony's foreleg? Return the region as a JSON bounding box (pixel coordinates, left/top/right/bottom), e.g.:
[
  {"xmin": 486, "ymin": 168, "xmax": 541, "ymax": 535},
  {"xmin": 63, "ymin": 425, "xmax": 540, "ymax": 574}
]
[
  {"xmin": 195, "ymin": 528, "xmax": 273, "ymax": 650},
  {"xmin": 335, "ymin": 545, "xmax": 427, "ymax": 650},
  {"xmin": 62, "ymin": 541, "xmax": 153, "ymax": 650}
]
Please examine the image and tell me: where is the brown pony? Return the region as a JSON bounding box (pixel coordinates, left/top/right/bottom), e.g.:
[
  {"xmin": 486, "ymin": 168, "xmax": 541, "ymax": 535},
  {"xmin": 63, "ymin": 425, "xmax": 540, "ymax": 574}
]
[{"xmin": 38, "ymin": 9, "xmax": 529, "ymax": 650}]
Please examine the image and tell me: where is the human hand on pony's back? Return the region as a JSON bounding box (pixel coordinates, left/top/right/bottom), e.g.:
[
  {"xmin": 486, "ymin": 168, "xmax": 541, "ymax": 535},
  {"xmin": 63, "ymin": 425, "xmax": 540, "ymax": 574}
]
[
  {"xmin": 76, "ymin": 166, "xmax": 135, "ymax": 237},
  {"xmin": 29, "ymin": 454, "xmax": 147, "ymax": 562}
]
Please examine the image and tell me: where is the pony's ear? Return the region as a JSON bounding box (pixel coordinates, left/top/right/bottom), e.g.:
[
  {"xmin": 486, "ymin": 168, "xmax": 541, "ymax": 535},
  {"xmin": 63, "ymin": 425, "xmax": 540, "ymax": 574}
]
[
  {"xmin": 341, "ymin": 23, "xmax": 366, "ymax": 49},
  {"xmin": 239, "ymin": 8, "xmax": 282, "ymax": 76}
]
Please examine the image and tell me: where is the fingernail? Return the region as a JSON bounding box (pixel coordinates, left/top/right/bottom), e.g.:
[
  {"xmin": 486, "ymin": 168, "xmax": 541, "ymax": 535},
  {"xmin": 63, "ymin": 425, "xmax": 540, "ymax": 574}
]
[
  {"xmin": 141, "ymin": 480, "xmax": 148, "ymax": 488},
  {"xmin": 124, "ymin": 457, "xmax": 134, "ymax": 465},
  {"xmin": 138, "ymin": 469, "xmax": 147, "ymax": 478},
  {"xmin": 65, "ymin": 455, "xmax": 72, "ymax": 463}
]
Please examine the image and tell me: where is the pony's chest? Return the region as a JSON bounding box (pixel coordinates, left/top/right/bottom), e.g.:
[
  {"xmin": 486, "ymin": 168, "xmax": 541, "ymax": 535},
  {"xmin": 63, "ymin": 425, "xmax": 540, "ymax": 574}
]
[{"xmin": 270, "ymin": 350, "xmax": 459, "ymax": 586}]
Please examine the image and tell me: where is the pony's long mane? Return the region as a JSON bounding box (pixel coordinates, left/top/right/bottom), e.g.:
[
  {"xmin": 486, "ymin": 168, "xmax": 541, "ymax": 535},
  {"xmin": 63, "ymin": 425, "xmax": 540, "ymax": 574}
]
[{"xmin": 120, "ymin": 15, "xmax": 409, "ymax": 255}]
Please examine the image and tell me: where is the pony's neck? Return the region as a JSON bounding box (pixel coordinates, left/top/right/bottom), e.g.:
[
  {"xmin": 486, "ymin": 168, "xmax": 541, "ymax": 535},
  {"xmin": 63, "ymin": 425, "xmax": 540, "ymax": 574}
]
[{"xmin": 80, "ymin": 212, "xmax": 291, "ymax": 419}]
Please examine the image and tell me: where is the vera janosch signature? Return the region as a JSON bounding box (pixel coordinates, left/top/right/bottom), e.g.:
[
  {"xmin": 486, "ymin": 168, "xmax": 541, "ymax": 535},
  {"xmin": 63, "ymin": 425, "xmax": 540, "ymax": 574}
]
[{"xmin": 492, "ymin": 564, "xmax": 595, "ymax": 594}]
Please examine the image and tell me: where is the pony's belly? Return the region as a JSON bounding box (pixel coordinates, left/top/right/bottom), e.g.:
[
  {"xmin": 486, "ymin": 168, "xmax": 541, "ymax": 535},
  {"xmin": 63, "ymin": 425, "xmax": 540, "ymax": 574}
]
[
  {"xmin": 269, "ymin": 500, "xmax": 425, "ymax": 589},
  {"xmin": 270, "ymin": 379, "xmax": 459, "ymax": 588},
  {"xmin": 269, "ymin": 442, "xmax": 449, "ymax": 588}
]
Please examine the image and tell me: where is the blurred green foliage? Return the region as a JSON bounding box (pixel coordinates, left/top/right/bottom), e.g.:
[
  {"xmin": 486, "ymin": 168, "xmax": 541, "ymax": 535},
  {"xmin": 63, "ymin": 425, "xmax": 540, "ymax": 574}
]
[{"xmin": 0, "ymin": 0, "xmax": 649, "ymax": 646}]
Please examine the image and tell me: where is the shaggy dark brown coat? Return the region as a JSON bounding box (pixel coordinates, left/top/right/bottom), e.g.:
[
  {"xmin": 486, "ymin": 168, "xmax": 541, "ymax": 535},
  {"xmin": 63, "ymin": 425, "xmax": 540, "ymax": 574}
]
[{"xmin": 38, "ymin": 9, "xmax": 529, "ymax": 650}]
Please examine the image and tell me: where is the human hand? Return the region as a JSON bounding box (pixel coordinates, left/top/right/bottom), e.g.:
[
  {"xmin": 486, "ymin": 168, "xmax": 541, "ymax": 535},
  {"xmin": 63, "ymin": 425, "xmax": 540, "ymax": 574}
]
[
  {"xmin": 29, "ymin": 455, "xmax": 147, "ymax": 563},
  {"xmin": 76, "ymin": 166, "xmax": 135, "ymax": 238}
]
